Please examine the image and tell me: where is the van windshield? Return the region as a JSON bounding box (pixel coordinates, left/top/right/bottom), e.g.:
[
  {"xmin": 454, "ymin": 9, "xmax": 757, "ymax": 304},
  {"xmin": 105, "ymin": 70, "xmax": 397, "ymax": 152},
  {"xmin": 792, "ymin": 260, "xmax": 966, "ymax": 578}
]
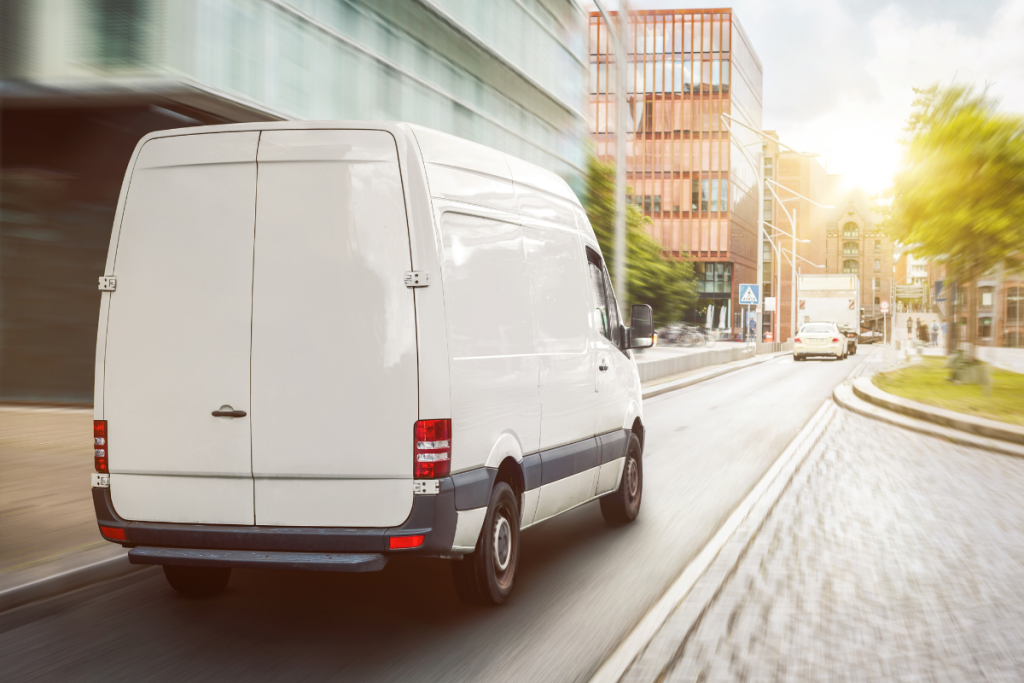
[{"xmin": 800, "ymin": 324, "xmax": 834, "ymax": 334}]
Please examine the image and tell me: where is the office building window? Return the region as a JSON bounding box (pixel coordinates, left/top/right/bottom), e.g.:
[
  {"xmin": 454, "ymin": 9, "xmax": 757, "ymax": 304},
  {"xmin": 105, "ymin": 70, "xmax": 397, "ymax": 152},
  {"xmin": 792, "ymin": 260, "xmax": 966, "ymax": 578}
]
[
  {"xmin": 843, "ymin": 259, "xmax": 858, "ymax": 274},
  {"xmin": 701, "ymin": 179, "xmax": 709, "ymax": 212},
  {"xmin": 1009, "ymin": 286, "xmax": 1021, "ymax": 319},
  {"xmin": 843, "ymin": 241, "xmax": 858, "ymax": 256},
  {"xmin": 763, "ymin": 198, "xmax": 773, "ymax": 220},
  {"xmin": 764, "ymin": 157, "xmax": 773, "ymax": 178},
  {"xmin": 979, "ymin": 317, "xmax": 992, "ymax": 338},
  {"xmin": 874, "ymin": 297, "xmax": 880, "ymax": 305},
  {"xmin": 653, "ymin": 195, "xmax": 662, "ymax": 213},
  {"xmin": 842, "ymin": 223, "xmax": 859, "ymax": 239},
  {"xmin": 980, "ymin": 286, "xmax": 994, "ymax": 308},
  {"xmin": 692, "ymin": 179, "xmax": 699, "ymax": 213},
  {"xmin": 694, "ymin": 262, "xmax": 732, "ymax": 293},
  {"xmin": 875, "ymin": 239, "xmax": 881, "ymax": 252},
  {"xmin": 874, "ymin": 277, "xmax": 881, "ymax": 288},
  {"xmin": 874, "ymin": 259, "xmax": 881, "ymax": 272},
  {"xmin": 720, "ymin": 179, "xmax": 729, "ymax": 212}
]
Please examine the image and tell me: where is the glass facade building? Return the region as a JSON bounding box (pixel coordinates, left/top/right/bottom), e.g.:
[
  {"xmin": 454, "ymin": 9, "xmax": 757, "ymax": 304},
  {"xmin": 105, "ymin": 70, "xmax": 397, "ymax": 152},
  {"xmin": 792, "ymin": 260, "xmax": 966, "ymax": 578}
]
[
  {"xmin": 0, "ymin": 0, "xmax": 588, "ymax": 402},
  {"xmin": 588, "ymin": 8, "xmax": 763, "ymax": 330}
]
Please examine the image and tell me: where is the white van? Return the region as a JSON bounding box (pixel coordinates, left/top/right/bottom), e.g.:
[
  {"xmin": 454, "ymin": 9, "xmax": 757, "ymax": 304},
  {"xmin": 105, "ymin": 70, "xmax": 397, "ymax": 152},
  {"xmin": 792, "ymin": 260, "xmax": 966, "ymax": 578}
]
[{"xmin": 91, "ymin": 122, "xmax": 653, "ymax": 604}]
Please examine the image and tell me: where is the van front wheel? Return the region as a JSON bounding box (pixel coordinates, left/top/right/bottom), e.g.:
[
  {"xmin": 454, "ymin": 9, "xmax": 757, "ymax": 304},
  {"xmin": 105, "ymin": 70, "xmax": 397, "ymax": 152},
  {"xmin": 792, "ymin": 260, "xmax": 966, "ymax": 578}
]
[
  {"xmin": 163, "ymin": 565, "xmax": 231, "ymax": 597},
  {"xmin": 450, "ymin": 482, "xmax": 520, "ymax": 606},
  {"xmin": 600, "ymin": 434, "xmax": 643, "ymax": 525}
]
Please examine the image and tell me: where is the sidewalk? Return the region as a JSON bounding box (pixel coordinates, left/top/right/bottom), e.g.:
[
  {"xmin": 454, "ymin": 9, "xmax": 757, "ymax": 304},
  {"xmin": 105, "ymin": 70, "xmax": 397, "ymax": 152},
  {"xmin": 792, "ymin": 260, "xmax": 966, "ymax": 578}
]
[
  {"xmin": 616, "ymin": 406, "xmax": 1024, "ymax": 681},
  {"xmin": 0, "ymin": 407, "xmax": 101, "ymax": 574}
]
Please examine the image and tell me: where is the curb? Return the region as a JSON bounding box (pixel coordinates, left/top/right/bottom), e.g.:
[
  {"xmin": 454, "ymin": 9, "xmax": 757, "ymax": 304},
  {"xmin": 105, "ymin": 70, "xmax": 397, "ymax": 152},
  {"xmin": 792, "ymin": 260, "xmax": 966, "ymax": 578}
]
[
  {"xmin": 853, "ymin": 376, "xmax": 1024, "ymax": 446},
  {"xmin": 0, "ymin": 545, "xmax": 149, "ymax": 615},
  {"xmin": 642, "ymin": 351, "xmax": 791, "ymax": 400},
  {"xmin": 589, "ymin": 401, "xmax": 837, "ymax": 683},
  {"xmin": 833, "ymin": 383, "xmax": 1024, "ymax": 459}
]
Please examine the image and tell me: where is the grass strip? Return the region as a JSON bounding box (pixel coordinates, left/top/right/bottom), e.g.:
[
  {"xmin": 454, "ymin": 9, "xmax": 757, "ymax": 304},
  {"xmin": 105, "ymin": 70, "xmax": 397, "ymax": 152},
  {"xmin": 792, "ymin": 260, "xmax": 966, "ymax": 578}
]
[{"xmin": 874, "ymin": 356, "xmax": 1024, "ymax": 427}]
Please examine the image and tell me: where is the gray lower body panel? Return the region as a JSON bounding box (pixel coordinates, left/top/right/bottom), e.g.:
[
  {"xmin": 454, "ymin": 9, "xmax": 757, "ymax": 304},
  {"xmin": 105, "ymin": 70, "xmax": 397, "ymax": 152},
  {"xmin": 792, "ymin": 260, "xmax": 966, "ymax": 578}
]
[{"xmin": 129, "ymin": 546, "xmax": 388, "ymax": 573}]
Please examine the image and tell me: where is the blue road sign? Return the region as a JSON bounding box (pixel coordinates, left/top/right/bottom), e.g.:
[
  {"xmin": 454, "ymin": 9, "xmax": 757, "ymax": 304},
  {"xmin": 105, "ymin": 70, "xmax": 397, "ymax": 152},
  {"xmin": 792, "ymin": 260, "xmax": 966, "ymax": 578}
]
[{"xmin": 738, "ymin": 283, "xmax": 760, "ymax": 306}]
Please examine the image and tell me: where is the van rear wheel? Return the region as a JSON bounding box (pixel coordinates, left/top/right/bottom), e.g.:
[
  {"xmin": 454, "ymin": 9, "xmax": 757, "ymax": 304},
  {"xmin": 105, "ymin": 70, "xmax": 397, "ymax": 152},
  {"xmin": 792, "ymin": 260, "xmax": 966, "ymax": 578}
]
[
  {"xmin": 600, "ymin": 434, "xmax": 643, "ymax": 525},
  {"xmin": 451, "ymin": 482, "xmax": 520, "ymax": 606},
  {"xmin": 163, "ymin": 565, "xmax": 231, "ymax": 597}
]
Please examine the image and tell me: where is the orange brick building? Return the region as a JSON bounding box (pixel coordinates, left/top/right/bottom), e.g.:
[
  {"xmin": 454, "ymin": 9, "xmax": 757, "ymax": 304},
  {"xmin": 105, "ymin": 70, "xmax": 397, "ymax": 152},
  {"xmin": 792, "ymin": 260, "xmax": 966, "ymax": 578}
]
[{"xmin": 588, "ymin": 8, "xmax": 762, "ymax": 331}]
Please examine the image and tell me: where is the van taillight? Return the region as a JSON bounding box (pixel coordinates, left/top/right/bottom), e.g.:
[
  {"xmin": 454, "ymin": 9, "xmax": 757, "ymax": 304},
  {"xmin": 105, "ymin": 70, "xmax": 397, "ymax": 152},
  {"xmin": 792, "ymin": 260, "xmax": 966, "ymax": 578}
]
[
  {"xmin": 832, "ymin": 337, "xmax": 840, "ymax": 343},
  {"xmin": 94, "ymin": 420, "xmax": 108, "ymax": 474},
  {"xmin": 794, "ymin": 337, "xmax": 801, "ymax": 343},
  {"xmin": 414, "ymin": 419, "xmax": 451, "ymax": 479}
]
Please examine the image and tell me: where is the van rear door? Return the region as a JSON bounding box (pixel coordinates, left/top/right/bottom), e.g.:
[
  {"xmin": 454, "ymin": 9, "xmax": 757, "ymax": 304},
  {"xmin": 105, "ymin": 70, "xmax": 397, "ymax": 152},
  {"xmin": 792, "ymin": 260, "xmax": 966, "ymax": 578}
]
[
  {"xmin": 104, "ymin": 132, "xmax": 259, "ymax": 525},
  {"xmin": 250, "ymin": 130, "xmax": 418, "ymax": 527}
]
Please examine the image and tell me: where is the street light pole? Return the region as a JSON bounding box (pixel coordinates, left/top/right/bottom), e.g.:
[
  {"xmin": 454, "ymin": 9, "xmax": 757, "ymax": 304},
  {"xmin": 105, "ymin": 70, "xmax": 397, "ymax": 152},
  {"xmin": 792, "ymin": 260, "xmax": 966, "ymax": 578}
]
[
  {"xmin": 755, "ymin": 144, "xmax": 764, "ymax": 353},
  {"xmin": 593, "ymin": 0, "xmax": 629, "ymax": 317},
  {"xmin": 766, "ymin": 179, "xmax": 834, "ymax": 342}
]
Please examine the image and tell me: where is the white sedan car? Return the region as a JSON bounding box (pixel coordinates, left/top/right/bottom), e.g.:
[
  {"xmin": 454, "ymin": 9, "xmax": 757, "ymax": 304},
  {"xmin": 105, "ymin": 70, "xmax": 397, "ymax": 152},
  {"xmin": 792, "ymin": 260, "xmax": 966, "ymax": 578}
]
[{"xmin": 794, "ymin": 322, "xmax": 848, "ymax": 361}]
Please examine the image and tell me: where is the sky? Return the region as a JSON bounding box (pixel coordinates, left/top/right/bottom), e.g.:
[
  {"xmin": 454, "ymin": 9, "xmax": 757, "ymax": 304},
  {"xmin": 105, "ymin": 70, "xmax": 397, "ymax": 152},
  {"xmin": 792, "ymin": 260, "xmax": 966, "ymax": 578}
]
[{"xmin": 596, "ymin": 0, "xmax": 1024, "ymax": 194}]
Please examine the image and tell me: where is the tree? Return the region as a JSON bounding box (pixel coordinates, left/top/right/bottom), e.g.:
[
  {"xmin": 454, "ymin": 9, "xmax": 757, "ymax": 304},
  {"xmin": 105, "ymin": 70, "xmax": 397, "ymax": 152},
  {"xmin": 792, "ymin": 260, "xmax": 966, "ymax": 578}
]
[
  {"xmin": 886, "ymin": 85, "xmax": 1024, "ymax": 358},
  {"xmin": 582, "ymin": 153, "xmax": 697, "ymax": 326}
]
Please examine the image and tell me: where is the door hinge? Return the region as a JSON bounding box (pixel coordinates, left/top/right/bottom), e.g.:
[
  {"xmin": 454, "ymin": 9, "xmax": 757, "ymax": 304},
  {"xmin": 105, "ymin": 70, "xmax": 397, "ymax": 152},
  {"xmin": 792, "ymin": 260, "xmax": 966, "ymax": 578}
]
[
  {"xmin": 413, "ymin": 480, "xmax": 440, "ymax": 495},
  {"xmin": 98, "ymin": 276, "xmax": 117, "ymax": 292},
  {"xmin": 405, "ymin": 271, "xmax": 430, "ymax": 288}
]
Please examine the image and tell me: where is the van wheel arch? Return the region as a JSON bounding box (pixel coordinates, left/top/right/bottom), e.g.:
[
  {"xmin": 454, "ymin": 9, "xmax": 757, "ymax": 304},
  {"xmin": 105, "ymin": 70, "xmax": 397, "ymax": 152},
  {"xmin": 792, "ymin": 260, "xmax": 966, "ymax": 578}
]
[
  {"xmin": 631, "ymin": 418, "xmax": 645, "ymax": 454},
  {"xmin": 495, "ymin": 457, "xmax": 525, "ymax": 517}
]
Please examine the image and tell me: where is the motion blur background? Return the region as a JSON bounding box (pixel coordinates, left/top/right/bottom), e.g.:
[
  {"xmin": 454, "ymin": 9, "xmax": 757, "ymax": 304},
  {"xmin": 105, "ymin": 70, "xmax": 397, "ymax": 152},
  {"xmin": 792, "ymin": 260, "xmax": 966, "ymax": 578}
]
[{"xmin": 0, "ymin": 0, "xmax": 590, "ymax": 404}]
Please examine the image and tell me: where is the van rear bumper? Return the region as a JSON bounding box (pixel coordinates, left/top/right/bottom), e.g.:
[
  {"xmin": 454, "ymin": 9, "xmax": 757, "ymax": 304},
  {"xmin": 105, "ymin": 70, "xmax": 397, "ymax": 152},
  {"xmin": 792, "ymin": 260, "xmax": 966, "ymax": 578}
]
[
  {"xmin": 128, "ymin": 547, "xmax": 389, "ymax": 572},
  {"xmin": 92, "ymin": 480, "xmax": 458, "ymax": 562}
]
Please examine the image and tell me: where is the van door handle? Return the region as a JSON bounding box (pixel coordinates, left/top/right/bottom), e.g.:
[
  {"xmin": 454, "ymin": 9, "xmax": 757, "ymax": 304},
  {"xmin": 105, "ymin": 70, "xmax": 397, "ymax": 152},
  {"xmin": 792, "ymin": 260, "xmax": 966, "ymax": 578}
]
[
  {"xmin": 599, "ymin": 362, "xmax": 609, "ymax": 372},
  {"xmin": 212, "ymin": 409, "xmax": 247, "ymax": 418}
]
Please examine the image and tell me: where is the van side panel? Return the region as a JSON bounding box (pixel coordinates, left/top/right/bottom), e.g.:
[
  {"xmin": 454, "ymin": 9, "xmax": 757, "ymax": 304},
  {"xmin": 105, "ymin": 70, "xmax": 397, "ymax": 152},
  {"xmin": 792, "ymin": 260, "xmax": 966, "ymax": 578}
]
[
  {"xmin": 522, "ymin": 226, "xmax": 595, "ymax": 451},
  {"xmin": 250, "ymin": 130, "xmax": 417, "ymax": 527},
  {"xmin": 105, "ymin": 132, "xmax": 259, "ymax": 525},
  {"xmin": 439, "ymin": 212, "xmax": 541, "ymax": 471}
]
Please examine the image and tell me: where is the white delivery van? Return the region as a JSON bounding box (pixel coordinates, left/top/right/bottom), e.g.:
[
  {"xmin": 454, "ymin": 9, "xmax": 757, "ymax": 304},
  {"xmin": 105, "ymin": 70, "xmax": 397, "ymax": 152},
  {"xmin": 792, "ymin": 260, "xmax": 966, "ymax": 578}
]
[{"xmin": 91, "ymin": 122, "xmax": 653, "ymax": 605}]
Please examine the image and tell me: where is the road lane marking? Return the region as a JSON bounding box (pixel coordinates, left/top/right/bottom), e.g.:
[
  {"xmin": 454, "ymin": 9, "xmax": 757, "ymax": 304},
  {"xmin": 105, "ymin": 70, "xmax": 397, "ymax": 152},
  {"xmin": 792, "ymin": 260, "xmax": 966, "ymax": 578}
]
[{"xmin": 589, "ymin": 400, "xmax": 838, "ymax": 683}]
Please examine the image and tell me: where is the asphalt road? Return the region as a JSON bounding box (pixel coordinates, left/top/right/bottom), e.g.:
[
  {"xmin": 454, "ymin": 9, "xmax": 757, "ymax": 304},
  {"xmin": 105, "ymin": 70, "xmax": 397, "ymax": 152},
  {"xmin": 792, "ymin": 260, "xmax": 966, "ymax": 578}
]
[{"xmin": 0, "ymin": 349, "xmax": 882, "ymax": 682}]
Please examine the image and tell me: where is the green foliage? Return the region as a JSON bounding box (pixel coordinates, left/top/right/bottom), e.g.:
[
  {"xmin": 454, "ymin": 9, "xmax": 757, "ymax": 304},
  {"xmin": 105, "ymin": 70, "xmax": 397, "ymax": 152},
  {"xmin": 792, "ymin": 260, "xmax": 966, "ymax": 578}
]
[
  {"xmin": 886, "ymin": 85, "xmax": 1024, "ymax": 280},
  {"xmin": 582, "ymin": 153, "xmax": 697, "ymax": 325}
]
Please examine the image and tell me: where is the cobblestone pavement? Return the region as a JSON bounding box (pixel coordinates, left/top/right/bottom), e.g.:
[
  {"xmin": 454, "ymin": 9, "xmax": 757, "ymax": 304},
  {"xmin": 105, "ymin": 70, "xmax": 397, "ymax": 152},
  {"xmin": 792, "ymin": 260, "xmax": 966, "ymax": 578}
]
[{"xmin": 663, "ymin": 409, "xmax": 1024, "ymax": 682}]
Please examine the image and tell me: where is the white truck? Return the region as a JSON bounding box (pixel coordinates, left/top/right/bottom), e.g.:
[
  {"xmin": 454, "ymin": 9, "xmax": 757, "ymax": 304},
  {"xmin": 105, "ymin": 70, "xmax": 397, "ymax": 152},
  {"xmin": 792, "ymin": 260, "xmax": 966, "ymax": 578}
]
[{"xmin": 797, "ymin": 274, "xmax": 860, "ymax": 355}]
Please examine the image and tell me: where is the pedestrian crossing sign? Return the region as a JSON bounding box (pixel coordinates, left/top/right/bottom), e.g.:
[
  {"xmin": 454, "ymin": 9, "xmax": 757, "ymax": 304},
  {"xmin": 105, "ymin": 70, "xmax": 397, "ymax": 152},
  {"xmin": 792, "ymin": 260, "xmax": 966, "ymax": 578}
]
[{"xmin": 738, "ymin": 284, "xmax": 760, "ymax": 305}]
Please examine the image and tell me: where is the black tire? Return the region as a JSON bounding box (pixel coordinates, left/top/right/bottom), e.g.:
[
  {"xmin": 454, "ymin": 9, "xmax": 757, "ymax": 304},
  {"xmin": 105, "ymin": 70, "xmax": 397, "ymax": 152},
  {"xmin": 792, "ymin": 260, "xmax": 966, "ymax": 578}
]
[
  {"xmin": 163, "ymin": 565, "xmax": 231, "ymax": 597},
  {"xmin": 794, "ymin": 354, "xmax": 803, "ymax": 362},
  {"xmin": 450, "ymin": 482, "xmax": 520, "ymax": 605},
  {"xmin": 600, "ymin": 434, "xmax": 643, "ymax": 526}
]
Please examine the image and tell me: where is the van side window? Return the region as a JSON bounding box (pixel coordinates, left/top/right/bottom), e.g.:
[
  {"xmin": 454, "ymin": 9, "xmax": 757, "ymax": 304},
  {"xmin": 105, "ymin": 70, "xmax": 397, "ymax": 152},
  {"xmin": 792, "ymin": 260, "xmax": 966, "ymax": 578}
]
[
  {"xmin": 588, "ymin": 262, "xmax": 610, "ymax": 339},
  {"xmin": 600, "ymin": 266, "xmax": 622, "ymax": 336},
  {"xmin": 585, "ymin": 247, "xmax": 620, "ymax": 346}
]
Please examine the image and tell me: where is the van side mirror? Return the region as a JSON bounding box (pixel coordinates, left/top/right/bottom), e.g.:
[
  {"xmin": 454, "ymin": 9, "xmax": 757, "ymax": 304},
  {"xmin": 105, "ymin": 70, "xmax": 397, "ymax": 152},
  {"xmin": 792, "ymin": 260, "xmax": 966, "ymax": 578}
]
[{"xmin": 629, "ymin": 304, "xmax": 654, "ymax": 349}]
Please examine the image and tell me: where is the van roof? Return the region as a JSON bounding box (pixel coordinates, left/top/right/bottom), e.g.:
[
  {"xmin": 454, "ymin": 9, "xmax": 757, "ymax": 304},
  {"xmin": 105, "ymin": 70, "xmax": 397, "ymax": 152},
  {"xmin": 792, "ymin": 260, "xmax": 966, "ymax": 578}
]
[{"xmin": 133, "ymin": 121, "xmax": 581, "ymax": 208}]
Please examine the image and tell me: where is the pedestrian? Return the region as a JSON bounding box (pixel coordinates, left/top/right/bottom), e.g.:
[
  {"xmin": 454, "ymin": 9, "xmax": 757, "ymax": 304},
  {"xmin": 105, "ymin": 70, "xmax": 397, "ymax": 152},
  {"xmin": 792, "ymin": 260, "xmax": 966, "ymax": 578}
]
[
  {"xmin": 907, "ymin": 317, "xmax": 912, "ymax": 340},
  {"xmin": 931, "ymin": 321, "xmax": 939, "ymax": 347}
]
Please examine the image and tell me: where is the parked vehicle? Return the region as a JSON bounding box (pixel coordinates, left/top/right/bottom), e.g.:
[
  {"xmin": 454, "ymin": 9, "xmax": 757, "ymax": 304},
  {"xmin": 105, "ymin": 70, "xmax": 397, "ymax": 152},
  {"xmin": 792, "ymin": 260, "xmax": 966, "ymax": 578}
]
[
  {"xmin": 797, "ymin": 274, "xmax": 860, "ymax": 355},
  {"xmin": 91, "ymin": 122, "xmax": 654, "ymax": 605},
  {"xmin": 793, "ymin": 322, "xmax": 848, "ymax": 361}
]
